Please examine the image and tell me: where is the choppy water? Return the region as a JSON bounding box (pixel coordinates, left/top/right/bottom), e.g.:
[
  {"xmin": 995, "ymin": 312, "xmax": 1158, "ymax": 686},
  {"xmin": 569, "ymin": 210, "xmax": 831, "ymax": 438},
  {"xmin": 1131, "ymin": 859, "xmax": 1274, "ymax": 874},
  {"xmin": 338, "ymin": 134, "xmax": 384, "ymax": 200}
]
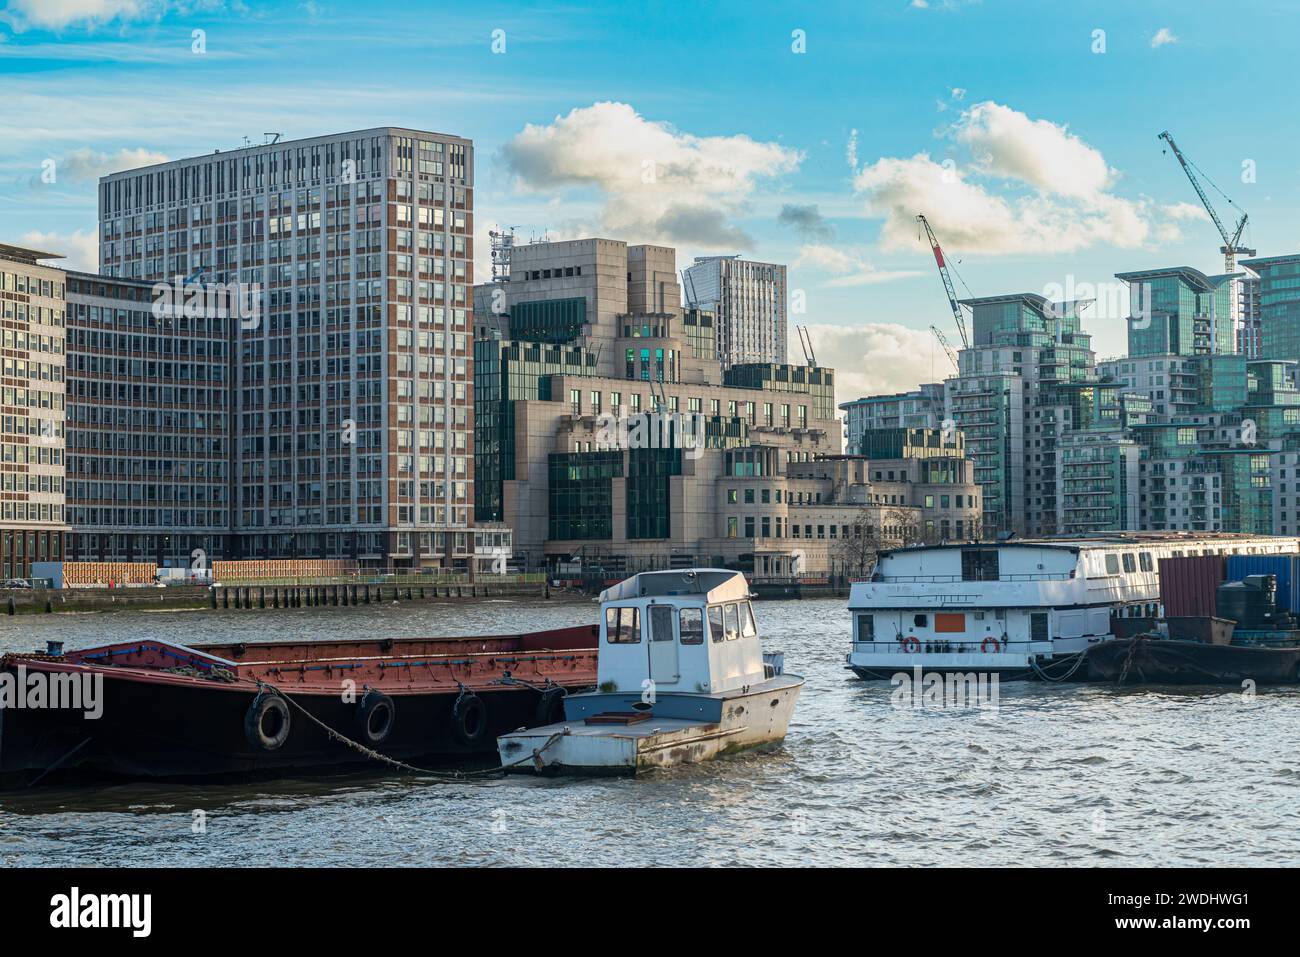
[{"xmin": 2, "ymin": 598, "xmax": 1298, "ymax": 867}]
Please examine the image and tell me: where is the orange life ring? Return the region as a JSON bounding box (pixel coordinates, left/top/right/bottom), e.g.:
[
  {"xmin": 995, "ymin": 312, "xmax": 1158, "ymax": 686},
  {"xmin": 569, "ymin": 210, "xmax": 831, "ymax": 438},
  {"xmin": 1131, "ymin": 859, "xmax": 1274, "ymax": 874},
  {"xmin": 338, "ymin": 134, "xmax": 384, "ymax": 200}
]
[
  {"xmin": 981, "ymin": 636, "xmax": 1001, "ymax": 654},
  {"xmin": 901, "ymin": 635, "xmax": 921, "ymax": 653}
]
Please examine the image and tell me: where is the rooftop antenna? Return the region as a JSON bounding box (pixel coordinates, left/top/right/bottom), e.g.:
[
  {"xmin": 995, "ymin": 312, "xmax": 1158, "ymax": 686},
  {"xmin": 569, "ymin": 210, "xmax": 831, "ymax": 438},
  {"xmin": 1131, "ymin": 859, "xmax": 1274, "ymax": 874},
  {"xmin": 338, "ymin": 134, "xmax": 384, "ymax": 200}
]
[
  {"xmin": 489, "ymin": 226, "xmax": 516, "ymax": 283},
  {"xmin": 242, "ymin": 136, "xmax": 251, "ymax": 149},
  {"xmin": 264, "ymin": 133, "xmax": 282, "ymax": 145}
]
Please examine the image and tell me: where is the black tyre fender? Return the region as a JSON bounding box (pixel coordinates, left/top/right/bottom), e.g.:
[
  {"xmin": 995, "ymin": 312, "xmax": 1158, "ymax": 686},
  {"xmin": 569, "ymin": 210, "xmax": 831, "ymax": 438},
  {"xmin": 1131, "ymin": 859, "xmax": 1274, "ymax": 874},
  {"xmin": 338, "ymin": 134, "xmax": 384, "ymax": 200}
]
[
  {"xmin": 245, "ymin": 692, "xmax": 291, "ymax": 752},
  {"xmin": 356, "ymin": 690, "xmax": 396, "ymax": 745},
  {"xmin": 534, "ymin": 686, "xmax": 566, "ymax": 727},
  {"xmin": 452, "ymin": 692, "xmax": 488, "ymax": 747}
]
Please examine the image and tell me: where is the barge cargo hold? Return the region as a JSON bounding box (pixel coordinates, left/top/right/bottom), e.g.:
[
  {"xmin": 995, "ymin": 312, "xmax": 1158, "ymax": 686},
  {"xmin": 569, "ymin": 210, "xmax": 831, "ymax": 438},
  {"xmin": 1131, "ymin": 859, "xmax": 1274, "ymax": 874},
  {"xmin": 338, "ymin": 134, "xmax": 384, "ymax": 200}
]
[
  {"xmin": 1086, "ymin": 635, "xmax": 1300, "ymax": 684},
  {"xmin": 0, "ymin": 626, "xmax": 599, "ymax": 788}
]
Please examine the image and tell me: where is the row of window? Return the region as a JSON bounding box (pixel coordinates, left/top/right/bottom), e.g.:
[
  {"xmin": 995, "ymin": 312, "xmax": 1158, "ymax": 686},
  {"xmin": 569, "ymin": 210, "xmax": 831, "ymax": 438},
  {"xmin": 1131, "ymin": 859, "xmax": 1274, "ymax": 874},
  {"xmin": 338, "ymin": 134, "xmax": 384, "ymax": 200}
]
[{"xmin": 605, "ymin": 602, "xmax": 758, "ymax": 644}]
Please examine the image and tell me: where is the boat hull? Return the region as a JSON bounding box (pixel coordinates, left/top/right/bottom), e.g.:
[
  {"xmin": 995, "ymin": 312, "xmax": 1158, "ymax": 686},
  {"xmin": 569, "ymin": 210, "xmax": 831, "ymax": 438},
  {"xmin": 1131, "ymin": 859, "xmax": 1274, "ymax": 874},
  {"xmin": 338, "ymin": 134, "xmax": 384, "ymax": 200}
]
[
  {"xmin": 1086, "ymin": 637, "xmax": 1300, "ymax": 685},
  {"xmin": 0, "ymin": 625, "xmax": 600, "ymax": 787},
  {"xmin": 496, "ymin": 676, "xmax": 803, "ymax": 776}
]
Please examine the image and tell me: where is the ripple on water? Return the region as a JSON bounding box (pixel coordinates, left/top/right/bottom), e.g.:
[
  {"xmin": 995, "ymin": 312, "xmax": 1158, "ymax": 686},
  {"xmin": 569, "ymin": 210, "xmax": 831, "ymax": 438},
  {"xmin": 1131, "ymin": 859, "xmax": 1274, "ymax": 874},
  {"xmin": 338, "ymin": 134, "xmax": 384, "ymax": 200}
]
[{"xmin": 4, "ymin": 598, "xmax": 1300, "ymax": 865}]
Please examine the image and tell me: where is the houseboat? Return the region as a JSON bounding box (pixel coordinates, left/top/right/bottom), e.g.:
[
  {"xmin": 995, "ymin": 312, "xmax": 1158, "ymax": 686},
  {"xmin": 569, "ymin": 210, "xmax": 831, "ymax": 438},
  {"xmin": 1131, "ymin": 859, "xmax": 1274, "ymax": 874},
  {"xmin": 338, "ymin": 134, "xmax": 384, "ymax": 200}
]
[
  {"xmin": 0, "ymin": 626, "xmax": 600, "ymax": 788},
  {"xmin": 497, "ymin": 569, "xmax": 803, "ymax": 775},
  {"xmin": 846, "ymin": 533, "xmax": 1300, "ymax": 681}
]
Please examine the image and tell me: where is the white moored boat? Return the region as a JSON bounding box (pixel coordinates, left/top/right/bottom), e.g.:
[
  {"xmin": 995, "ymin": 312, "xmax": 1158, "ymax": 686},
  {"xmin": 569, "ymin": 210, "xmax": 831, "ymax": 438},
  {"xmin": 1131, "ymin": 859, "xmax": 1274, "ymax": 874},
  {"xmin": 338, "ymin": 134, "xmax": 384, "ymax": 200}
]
[
  {"xmin": 497, "ymin": 569, "xmax": 803, "ymax": 775},
  {"xmin": 846, "ymin": 533, "xmax": 1300, "ymax": 681}
]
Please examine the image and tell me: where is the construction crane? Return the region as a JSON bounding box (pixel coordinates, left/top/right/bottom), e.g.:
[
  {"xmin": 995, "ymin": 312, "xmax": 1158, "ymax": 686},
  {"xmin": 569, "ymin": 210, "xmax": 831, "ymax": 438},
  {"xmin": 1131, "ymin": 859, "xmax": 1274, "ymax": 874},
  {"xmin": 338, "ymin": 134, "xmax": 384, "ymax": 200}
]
[
  {"xmin": 916, "ymin": 214, "xmax": 970, "ymax": 348},
  {"xmin": 930, "ymin": 324, "xmax": 959, "ymax": 374},
  {"xmin": 1158, "ymin": 130, "xmax": 1255, "ymax": 273},
  {"xmin": 796, "ymin": 325, "xmax": 818, "ymax": 367}
]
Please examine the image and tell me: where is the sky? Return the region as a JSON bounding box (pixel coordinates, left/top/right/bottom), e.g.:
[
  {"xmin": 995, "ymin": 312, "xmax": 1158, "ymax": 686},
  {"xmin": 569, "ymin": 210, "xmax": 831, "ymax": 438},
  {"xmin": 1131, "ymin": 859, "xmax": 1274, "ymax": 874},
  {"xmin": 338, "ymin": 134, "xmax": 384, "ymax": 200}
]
[{"xmin": 3, "ymin": 0, "xmax": 1300, "ymax": 407}]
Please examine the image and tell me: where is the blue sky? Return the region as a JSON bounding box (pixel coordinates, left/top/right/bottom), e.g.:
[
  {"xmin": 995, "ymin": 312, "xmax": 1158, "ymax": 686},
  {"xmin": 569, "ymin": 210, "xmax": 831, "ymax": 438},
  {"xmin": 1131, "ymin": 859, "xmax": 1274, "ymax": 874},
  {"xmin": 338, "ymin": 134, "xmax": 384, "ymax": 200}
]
[{"xmin": 3, "ymin": 0, "xmax": 1298, "ymax": 403}]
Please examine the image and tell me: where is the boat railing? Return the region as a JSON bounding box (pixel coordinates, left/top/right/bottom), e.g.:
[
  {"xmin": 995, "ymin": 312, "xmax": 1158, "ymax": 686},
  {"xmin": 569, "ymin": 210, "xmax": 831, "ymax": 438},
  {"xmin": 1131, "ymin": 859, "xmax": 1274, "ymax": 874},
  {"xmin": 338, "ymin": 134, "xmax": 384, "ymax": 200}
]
[
  {"xmin": 851, "ymin": 639, "xmax": 1040, "ymax": 654},
  {"xmin": 871, "ymin": 573, "xmax": 1074, "ymax": 583}
]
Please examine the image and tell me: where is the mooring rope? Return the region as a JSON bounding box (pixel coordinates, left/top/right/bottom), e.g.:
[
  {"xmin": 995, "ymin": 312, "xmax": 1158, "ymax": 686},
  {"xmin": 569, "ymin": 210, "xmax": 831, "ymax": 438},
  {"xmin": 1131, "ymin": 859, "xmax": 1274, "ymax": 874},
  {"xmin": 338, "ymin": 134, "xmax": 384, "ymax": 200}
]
[
  {"xmin": 1029, "ymin": 650, "xmax": 1089, "ymax": 683},
  {"xmin": 254, "ymin": 680, "xmax": 567, "ymax": 780}
]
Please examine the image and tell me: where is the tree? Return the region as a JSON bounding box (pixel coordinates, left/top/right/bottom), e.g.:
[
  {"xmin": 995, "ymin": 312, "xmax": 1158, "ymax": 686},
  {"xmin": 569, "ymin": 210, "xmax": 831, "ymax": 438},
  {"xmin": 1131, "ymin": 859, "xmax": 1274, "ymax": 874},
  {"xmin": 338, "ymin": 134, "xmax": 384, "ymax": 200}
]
[{"xmin": 831, "ymin": 506, "xmax": 918, "ymax": 580}]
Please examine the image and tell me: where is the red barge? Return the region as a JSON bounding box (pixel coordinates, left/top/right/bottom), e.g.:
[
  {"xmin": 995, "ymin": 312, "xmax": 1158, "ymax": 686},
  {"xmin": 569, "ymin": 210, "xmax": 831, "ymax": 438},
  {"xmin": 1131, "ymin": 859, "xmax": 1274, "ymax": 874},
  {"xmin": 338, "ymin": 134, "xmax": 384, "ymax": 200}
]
[{"xmin": 0, "ymin": 625, "xmax": 599, "ymax": 787}]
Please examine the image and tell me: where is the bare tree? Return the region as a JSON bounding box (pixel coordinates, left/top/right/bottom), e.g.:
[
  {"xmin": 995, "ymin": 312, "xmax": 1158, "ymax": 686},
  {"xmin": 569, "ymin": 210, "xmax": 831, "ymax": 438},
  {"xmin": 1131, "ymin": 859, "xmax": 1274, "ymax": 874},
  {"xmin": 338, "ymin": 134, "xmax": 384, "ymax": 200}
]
[{"xmin": 831, "ymin": 507, "xmax": 917, "ymax": 580}]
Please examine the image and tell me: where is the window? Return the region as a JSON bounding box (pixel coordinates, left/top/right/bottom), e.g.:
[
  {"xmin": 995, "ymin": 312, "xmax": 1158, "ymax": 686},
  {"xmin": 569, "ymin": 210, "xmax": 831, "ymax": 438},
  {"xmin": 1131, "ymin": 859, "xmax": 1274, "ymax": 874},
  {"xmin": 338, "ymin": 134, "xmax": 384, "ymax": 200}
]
[
  {"xmin": 708, "ymin": 605, "xmax": 725, "ymax": 642},
  {"xmin": 1121, "ymin": 553, "xmax": 1137, "ymax": 573},
  {"xmin": 605, "ymin": 605, "xmax": 640, "ymax": 643},
  {"xmin": 856, "ymin": 613, "xmax": 874, "ymax": 640},
  {"xmin": 740, "ymin": 602, "xmax": 757, "ymax": 638},
  {"xmin": 1139, "ymin": 552, "xmax": 1153, "ymax": 571},
  {"xmin": 724, "ymin": 603, "xmax": 741, "ymax": 640},
  {"xmin": 1030, "ymin": 613, "xmax": 1049, "ymax": 642},
  {"xmin": 913, "ymin": 614, "xmax": 928, "ymax": 627},
  {"xmin": 1104, "ymin": 554, "xmax": 1120, "ymax": 575},
  {"xmin": 679, "ymin": 607, "xmax": 704, "ymax": 645},
  {"xmin": 961, "ymin": 549, "xmax": 999, "ymax": 581}
]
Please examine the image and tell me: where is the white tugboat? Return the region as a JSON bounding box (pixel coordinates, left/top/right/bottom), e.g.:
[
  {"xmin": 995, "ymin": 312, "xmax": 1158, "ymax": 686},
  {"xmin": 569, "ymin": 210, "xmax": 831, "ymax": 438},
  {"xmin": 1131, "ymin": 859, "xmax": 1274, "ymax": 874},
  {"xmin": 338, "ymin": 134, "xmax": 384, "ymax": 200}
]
[{"xmin": 497, "ymin": 569, "xmax": 802, "ymax": 775}]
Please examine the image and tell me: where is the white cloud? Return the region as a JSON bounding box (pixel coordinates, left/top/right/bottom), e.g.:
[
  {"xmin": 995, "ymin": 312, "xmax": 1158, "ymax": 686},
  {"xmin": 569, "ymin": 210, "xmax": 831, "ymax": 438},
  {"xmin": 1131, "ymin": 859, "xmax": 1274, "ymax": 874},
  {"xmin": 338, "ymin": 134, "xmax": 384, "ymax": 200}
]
[
  {"xmin": 499, "ymin": 101, "xmax": 801, "ymax": 250},
  {"xmin": 799, "ymin": 322, "xmax": 946, "ymax": 404},
  {"xmin": 794, "ymin": 244, "xmax": 922, "ymax": 287},
  {"xmin": 4, "ymin": 0, "xmax": 159, "ymax": 29},
  {"xmin": 20, "ymin": 230, "xmax": 98, "ymax": 272},
  {"xmin": 53, "ymin": 147, "xmax": 170, "ymax": 183},
  {"xmin": 1163, "ymin": 201, "xmax": 1208, "ymax": 221},
  {"xmin": 854, "ymin": 100, "xmax": 1185, "ymax": 256},
  {"xmin": 846, "ymin": 128, "xmax": 859, "ymax": 171},
  {"xmin": 1151, "ymin": 28, "xmax": 1179, "ymax": 48},
  {"xmin": 955, "ymin": 100, "xmax": 1112, "ymax": 198}
]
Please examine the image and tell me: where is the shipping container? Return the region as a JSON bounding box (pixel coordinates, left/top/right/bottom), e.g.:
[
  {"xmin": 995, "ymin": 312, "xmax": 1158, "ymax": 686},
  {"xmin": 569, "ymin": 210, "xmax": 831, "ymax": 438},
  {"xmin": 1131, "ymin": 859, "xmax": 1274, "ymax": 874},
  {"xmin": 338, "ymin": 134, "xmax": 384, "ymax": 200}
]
[
  {"xmin": 1226, "ymin": 554, "xmax": 1300, "ymax": 612},
  {"xmin": 1158, "ymin": 554, "xmax": 1226, "ymax": 618}
]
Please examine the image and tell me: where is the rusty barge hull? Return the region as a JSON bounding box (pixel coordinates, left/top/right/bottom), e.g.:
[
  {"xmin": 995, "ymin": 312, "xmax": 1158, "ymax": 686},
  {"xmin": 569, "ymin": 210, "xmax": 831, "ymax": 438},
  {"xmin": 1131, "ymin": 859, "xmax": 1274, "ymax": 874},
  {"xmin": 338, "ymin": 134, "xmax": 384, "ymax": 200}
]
[
  {"xmin": 1086, "ymin": 637, "xmax": 1300, "ymax": 685},
  {"xmin": 0, "ymin": 625, "xmax": 599, "ymax": 788}
]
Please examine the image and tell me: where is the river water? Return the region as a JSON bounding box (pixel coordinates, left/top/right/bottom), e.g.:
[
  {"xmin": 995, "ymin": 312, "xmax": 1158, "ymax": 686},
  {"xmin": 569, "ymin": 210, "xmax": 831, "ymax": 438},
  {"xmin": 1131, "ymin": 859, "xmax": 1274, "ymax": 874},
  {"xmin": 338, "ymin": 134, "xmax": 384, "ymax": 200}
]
[{"xmin": 2, "ymin": 598, "xmax": 1298, "ymax": 867}]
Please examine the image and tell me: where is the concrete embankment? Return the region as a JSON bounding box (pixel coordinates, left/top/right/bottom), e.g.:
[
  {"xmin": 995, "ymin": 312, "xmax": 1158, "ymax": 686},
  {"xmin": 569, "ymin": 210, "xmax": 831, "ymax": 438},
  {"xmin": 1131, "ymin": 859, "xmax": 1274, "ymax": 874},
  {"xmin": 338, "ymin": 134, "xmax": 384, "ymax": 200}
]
[{"xmin": 1, "ymin": 579, "xmax": 550, "ymax": 616}]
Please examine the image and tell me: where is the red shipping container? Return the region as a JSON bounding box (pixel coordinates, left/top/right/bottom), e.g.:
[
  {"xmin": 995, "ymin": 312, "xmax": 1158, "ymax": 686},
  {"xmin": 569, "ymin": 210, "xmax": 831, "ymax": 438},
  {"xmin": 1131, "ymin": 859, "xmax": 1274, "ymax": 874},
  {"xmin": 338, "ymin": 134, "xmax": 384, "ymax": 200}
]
[{"xmin": 1158, "ymin": 555, "xmax": 1226, "ymax": 618}]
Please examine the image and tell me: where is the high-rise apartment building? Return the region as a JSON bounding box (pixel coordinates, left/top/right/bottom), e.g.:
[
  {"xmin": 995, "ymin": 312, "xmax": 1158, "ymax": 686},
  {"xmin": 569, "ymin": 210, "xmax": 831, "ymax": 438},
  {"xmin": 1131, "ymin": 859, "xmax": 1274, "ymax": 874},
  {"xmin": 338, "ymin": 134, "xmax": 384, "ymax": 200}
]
[
  {"xmin": 63, "ymin": 272, "xmax": 230, "ymax": 565},
  {"xmin": 96, "ymin": 128, "xmax": 475, "ymax": 569},
  {"xmin": 0, "ymin": 244, "xmax": 68, "ymax": 580},
  {"xmin": 1242, "ymin": 254, "xmax": 1300, "ymax": 362},
  {"xmin": 838, "ymin": 383, "xmax": 945, "ymax": 456},
  {"xmin": 1118, "ymin": 266, "xmax": 1236, "ymax": 358},
  {"xmin": 682, "ymin": 254, "xmax": 787, "ymax": 366},
  {"xmin": 943, "ymin": 292, "xmax": 1097, "ymax": 537}
]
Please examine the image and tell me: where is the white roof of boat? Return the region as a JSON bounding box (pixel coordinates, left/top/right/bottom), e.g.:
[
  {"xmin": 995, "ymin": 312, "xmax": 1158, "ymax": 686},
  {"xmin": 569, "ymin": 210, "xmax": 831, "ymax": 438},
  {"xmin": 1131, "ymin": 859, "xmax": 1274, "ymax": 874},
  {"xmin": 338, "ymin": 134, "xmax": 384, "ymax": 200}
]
[
  {"xmin": 879, "ymin": 533, "xmax": 1289, "ymax": 558},
  {"xmin": 599, "ymin": 569, "xmax": 750, "ymax": 604}
]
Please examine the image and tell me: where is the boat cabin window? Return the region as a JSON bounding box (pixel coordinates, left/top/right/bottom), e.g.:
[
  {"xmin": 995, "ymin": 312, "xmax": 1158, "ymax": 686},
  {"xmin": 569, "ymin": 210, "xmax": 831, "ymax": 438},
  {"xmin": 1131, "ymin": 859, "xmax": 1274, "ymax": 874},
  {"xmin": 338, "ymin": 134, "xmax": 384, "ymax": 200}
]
[
  {"xmin": 740, "ymin": 602, "xmax": 758, "ymax": 638},
  {"xmin": 679, "ymin": 607, "xmax": 705, "ymax": 645},
  {"xmin": 1139, "ymin": 552, "xmax": 1153, "ymax": 571},
  {"xmin": 605, "ymin": 606, "xmax": 641, "ymax": 644},
  {"xmin": 724, "ymin": 603, "xmax": 741, "ymax": 640},
  {"xmin": 1105, "ymin": 554, "xmax": 1120, "ymax": 574},
  {"xmin": 1122, "ymin": 553, "xmax": 1137, "ymax": 573},
  {"xmin": 708, "ymin": 605, "xmax": 726, "ymax": 642},
  {"xmin": 857, "ymin": 614, "xmax": 874, "ymax": 640},
  {"xmin": 914, "ymin": 614, "xmax": 928, "ymax": 627},
  {"xmin": 1030, "ymin": 613, "xmax": 1049, "ymax": 641},
  {"xmin": 961, "ymin": 549, "xmax": 1000, "ymax": 582}
]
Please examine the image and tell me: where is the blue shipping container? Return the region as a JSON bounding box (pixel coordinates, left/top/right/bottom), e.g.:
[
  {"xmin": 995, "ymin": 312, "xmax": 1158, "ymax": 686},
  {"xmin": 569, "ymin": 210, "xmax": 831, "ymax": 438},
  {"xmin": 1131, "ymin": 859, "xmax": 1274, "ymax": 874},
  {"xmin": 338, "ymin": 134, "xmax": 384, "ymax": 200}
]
[{"xmin": 1226, "ymin": 554, "xmax": 1300, "ymax": 612}]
